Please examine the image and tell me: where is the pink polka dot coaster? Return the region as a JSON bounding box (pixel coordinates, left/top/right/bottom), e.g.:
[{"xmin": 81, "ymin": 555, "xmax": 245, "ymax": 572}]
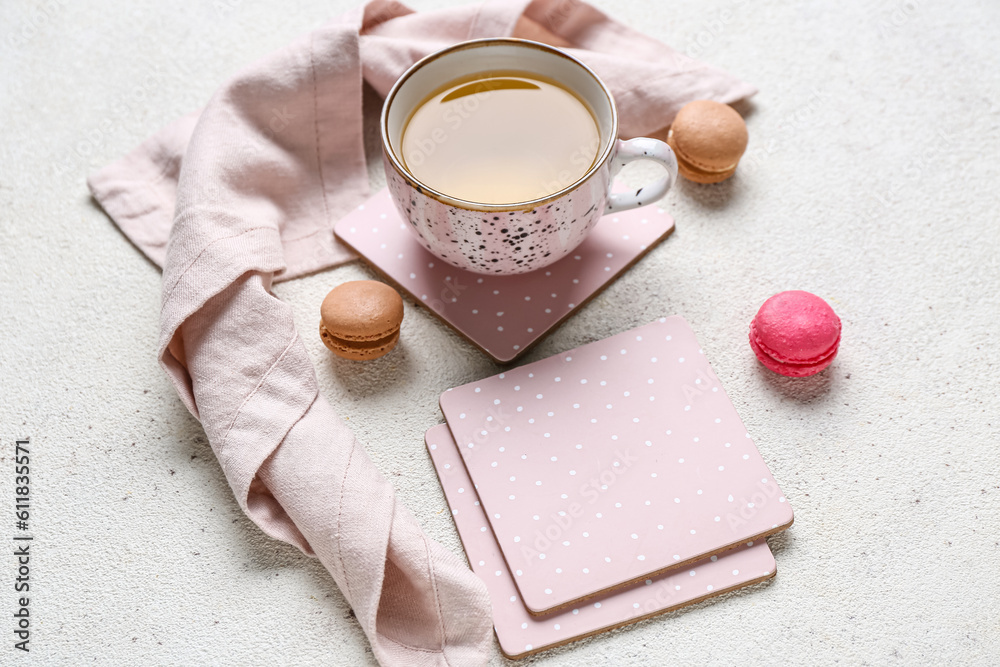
[
  {"xmin": 438, "ymin": 316, "xmax": 793, "ymax": 615},
  {"xmin": 426, "ymin": 423, "xmax": 777, "ymax": 660},
  {"xmin": 333, "ymin": 187, "xmax": 674, "ymax": 363}
]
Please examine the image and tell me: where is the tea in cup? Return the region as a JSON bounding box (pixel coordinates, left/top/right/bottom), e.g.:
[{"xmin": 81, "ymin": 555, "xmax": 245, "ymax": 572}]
[{"xmin": 381, "ymin": 38, "xmax": 677, "ymax": 275}]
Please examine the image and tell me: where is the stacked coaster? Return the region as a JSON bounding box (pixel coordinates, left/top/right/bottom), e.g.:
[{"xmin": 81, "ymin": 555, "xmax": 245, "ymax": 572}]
[{"xmin": 425, "ymin": 316, "xmax": 793, "ymax": 658}]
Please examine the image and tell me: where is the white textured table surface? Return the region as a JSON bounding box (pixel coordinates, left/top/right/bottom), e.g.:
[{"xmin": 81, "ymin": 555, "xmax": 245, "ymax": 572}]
[{"xmin": 2, "ymin": 1, "xmax": 999, "ymax": 665}]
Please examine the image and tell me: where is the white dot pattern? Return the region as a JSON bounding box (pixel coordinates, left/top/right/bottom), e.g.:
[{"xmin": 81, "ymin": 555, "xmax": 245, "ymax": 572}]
[
  {"xmin": 425, "ymin": 423, "xmax": 779, "ymax": 658},
  {"xmin": 332, "ymin": 186, "xmax": 675, "ymax": 363},
  {"xmin": 438, "ymin": 317, "xmax": 793, "ymax": 612}
]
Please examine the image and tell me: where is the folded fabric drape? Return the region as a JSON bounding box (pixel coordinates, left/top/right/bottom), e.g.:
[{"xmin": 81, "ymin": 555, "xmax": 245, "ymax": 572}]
[{"xmin": 89, "ymin": 1, "xmax": 755, "ymax": 663}]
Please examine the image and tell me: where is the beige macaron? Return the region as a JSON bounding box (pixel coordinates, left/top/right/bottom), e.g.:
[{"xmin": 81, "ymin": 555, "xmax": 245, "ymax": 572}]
[
  {"xmin": 666, "ymin": 100, "xmax": 749, "ymax": 184},
  {"xmin": 319, "ymin": 281, "xmax": 404, "ymax": 360}
]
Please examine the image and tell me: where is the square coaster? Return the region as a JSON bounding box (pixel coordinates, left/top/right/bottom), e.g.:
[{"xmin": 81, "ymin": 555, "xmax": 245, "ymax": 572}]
[
  {"xmin": 426, "ymin": 424, "xmax": 777, "ymax": 660},
  {"xmin": 333, "ymin": 187, "xmax": 674, "ymax": 363},
  {"xmin": 438, "ymin": 316, "xmax": 793, "ymax": 615}
]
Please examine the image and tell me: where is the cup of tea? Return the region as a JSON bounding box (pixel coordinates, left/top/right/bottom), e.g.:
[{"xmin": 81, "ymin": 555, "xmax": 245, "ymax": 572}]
[{"xmin": 381, "ymin": 38, "xmax": 678, "ymax": 275}]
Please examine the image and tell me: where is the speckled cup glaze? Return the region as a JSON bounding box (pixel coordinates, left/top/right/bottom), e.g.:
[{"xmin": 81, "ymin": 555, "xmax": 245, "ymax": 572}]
[{"xmin": 381, "ymin": 39, "xmax": 678, "ymax": 275}]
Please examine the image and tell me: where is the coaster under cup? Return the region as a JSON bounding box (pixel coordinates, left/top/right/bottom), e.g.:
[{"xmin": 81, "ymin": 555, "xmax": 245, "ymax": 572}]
[{"xmin": 333, "ymin": 186, "xmax": 674, "ymax": 363}]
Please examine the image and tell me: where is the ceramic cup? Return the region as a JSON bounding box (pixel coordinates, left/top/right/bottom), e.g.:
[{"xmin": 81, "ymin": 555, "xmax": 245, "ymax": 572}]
[{"xmin": 381, "ymin": 38, "xmax": 678, "ymax": 275}]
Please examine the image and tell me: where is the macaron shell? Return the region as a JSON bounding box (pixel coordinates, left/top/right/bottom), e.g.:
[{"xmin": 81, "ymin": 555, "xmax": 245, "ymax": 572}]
[
  {"xmin": 320, "ymin": 280, "xmax": 404, "ymax": 341},
  {"xmin": 749, "ymin": 290, "xmax": 841, "ymax": 378},
  {"xmin": 668, "ymin": 100, "xmax": 748, "ymax": 173},
  {"xmin": 320, "ymin": 322, "xmax": 400, "ymax": 361},
  {"xmin": 753, "ymin": 291, "xmax": 841, "ymax": 363}
]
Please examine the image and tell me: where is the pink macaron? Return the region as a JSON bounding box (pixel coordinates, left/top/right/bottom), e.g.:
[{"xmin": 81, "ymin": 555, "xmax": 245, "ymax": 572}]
[{"xmin": 749, "ymin": 291, "xmax": 841, "ymax": 377}]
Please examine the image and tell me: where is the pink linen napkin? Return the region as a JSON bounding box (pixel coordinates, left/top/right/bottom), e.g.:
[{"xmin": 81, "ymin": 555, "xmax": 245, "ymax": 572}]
[
  {"xmin": 90, "ymin": 0, "xmax": 755, "ymax": 282},
  {"xmin": 88, "ymin": 1, "xmax": 755, "ymax": 664}
]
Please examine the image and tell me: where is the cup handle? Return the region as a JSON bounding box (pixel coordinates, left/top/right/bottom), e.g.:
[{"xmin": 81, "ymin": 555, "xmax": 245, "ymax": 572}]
[{"xmin": 605, "ymin": 137, "xmax": 678, "ymax": 214}]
